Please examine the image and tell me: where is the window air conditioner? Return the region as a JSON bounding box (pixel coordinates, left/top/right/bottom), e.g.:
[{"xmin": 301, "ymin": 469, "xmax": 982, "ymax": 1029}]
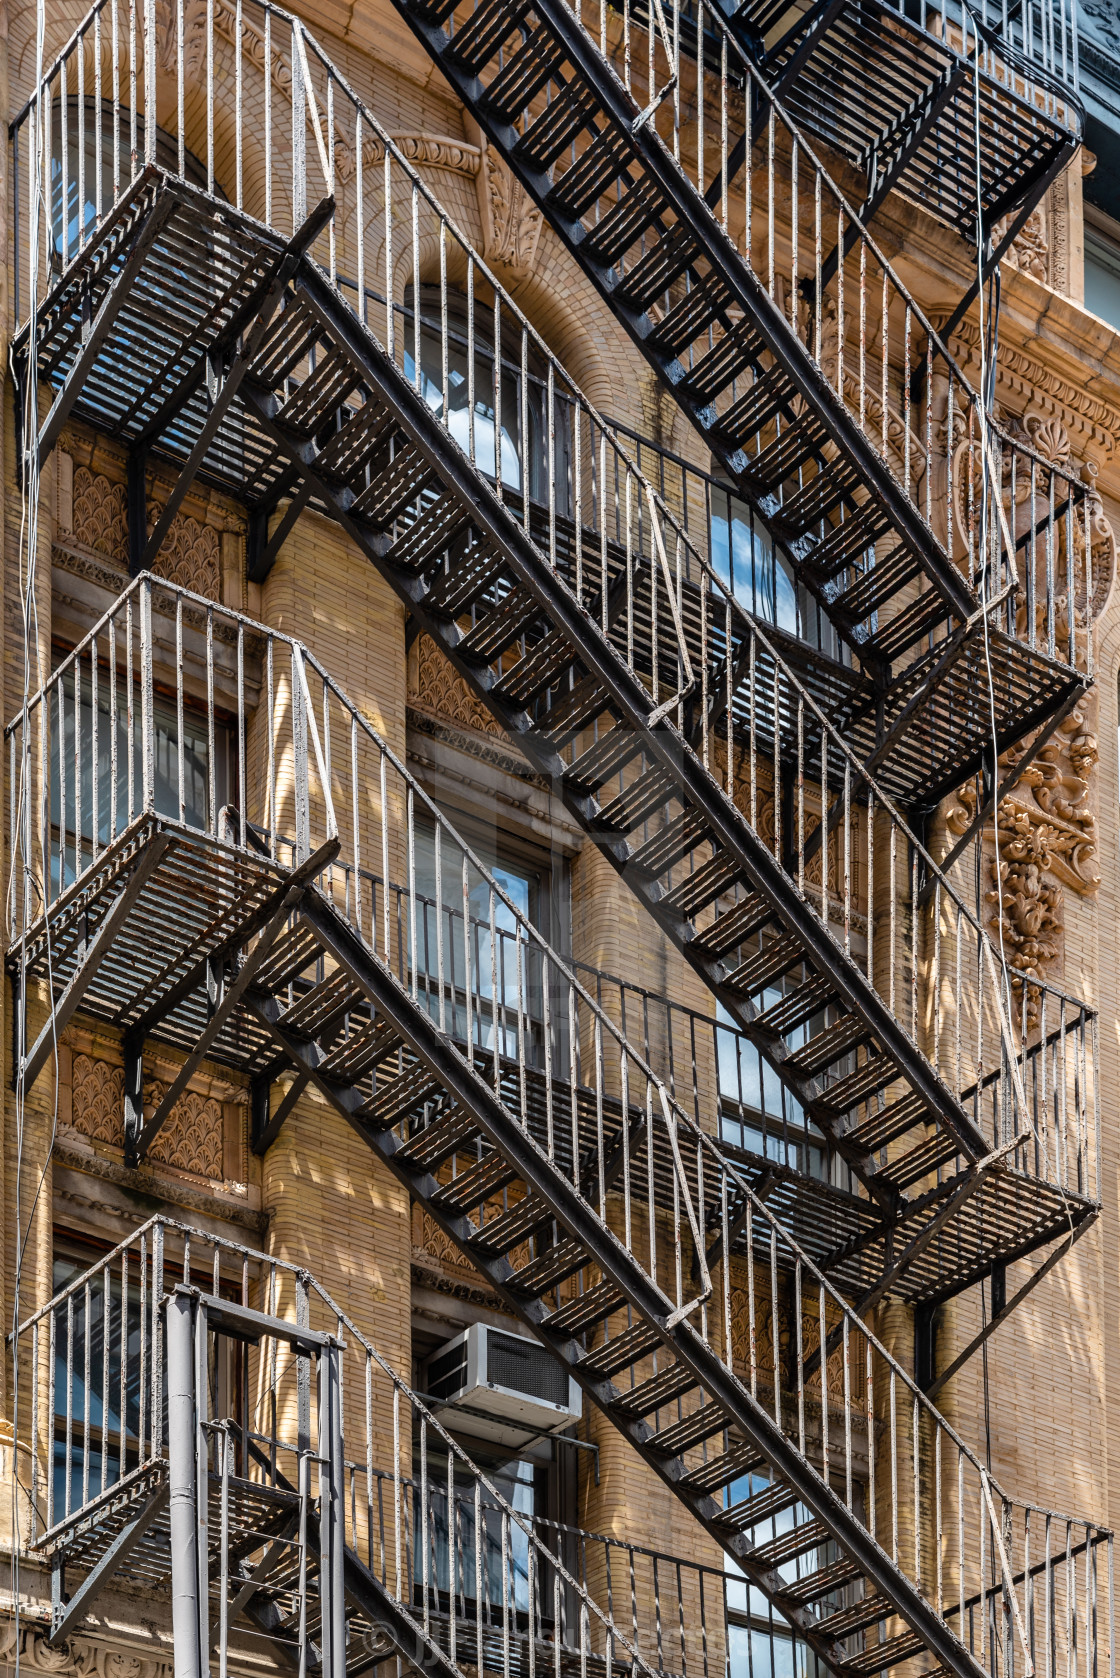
[{"xmin": 425, "ymin": 1323, "xmax": 582, "ymax": 1445}]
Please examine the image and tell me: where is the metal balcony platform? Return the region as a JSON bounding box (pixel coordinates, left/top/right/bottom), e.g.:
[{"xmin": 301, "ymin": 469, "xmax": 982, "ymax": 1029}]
[
  {"xmin": 14, "ymin": 175, "xmax": 1084, "ymax": 817},
  {"xmin": 727, "ymin": 0, "xmax": 1081, "ymax": 247},
  {"xmin": 13, "ymin": 814, "xmax": 1097, "ymax": 1313}
]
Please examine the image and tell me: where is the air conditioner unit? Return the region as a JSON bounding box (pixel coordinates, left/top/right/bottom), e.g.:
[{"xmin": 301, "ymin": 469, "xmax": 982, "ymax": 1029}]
[{"xmin": 424, "ymin": 1323, "xmax": 582, "ymax": 1446}]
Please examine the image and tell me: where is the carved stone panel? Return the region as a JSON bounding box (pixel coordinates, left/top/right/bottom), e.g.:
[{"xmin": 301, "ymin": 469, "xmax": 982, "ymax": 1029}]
[
  {"xmin": 63, "ymin": 465, "xmax": 222, "ymax": 599},
  {"xmin": 945, "ymin": 693, "xmax": 1099, "ymax": 1019},
  {"xmin": 69, "ymin": 1051, "xmax": 225, "ymax": 1181}
]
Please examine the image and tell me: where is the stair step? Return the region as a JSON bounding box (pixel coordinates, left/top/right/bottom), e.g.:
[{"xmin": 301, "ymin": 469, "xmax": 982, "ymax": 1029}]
[
  {"xmin": 254, "ymin": 921, "xmax": 322, "ymax": 992},
  {"xmin": 717, "ymin": 1476, "xmax": 801, "ymax": 1534},
  {"xmin": 448, "ymin": 0, "xmax": 531, "ymax": 73},
  {"xmin": 387, "ymin": 495, "xmax": 477, "ymax": 577},
  {"xmin": 432, "ymin": 1151, "xmax": 519, "ymax": 1214},
  {"xmin": 876, "ymin": 1129, "xmax": 965, "ymax": 1193},
  {"xmin": 614, "ymin": 223, "xmax": 699, "ymax": 315},
  {"xmin": 679, "ymin": 1439, "xmax": 766, "ymax": 1496},
  {"xmin": 470, "ymin": 1195, "xmax": 553, "ymax": 1256},
  {"xmin": 456, "ymin": 587, "xmax": 538, "ymax": 664},
  {"xmin": 565, "ymin": 726, "xmax": 644, "ymax": 794},
  {"xmin": 844, "ymin": 1091, "xmax": 928, "ymax": 1156},
  {"xmin": 515, "ymin": 78, "xmax": 600, "ymax": 170},
  {"xmin": 351, "ymin": 441, "xmax": 434, "ymax": 528},
  {"xmin": 542, "ymin": 674, "xmax": 612, "ymax": 745},
  {"xmin": 785, "ymin": 1015, "xmax": 873, "ymax": 1079},
  {"xmin": 318, "ymin": 1019, "xmax": 402, "ymax": 1083},
  {"xmin": 646, "ymin": 272, "xmax": 736, "ymax": 363},
  {"xmin": 750, "ymin": 1517, "xmax": 831, "ymax": 1570},
  {"xmin": 581, "ymin": 177, "xmax": 665, "ymax": 266},
  {"xmin": 610, "ymin": 1360, "xmax": 699, "ymax": 1419},
  {"xmin": 816, "ymin": 1053, "xmax": 899, "ymax": 1117},
  {"xmin": 722, "ymin": 932, "xmax": 806, "ymax": 998},
  {"xmin": 423, "ymin": 545, "xmax": 505, "ymax": 619},
  {"xmin": 549, "ymin": 129, "xmax": 634, "ymax": 221},
  {"xmin": 626, "ymin": 809, "xmax": 709, "ymax": 877},
  {"xmin": 497, "ymin": 626, "xmax": 580, "ymax": 706},
  {"xmin": 756, "ymin": 974, "xmax": 833, "ymax": 1037},
  {"xmin": 715, "ymin": 364, "xmax": 797, "ymax": 452},
  {"xmin": 658, "ymin": 852, "xmax": 742, "ymax": 921},
  {"xmin": 873, "ymin": 589, "xmax": 955, "ymax": 664},
  {"xmin": 594, "ymin": 765, "xmax": 678, "ymax": 834},
  {"xmin": 546, "ymin": 1278, "xmax": 627, "ymax": 1339},
  {"xmin": 483, "ymin": 24, "xmax": 565, "ymax": 118},
  {"xmin": 276, "ymin": 351, "xmax": 358, "ymax": 436},
  {"xmin": 831, "ymin": 540, "xmax": 920, "ymax": 623},
  {"xmin": 779, "ymin": 1556, "xmax": 864, "ymax": 1605},
  {"xmin": 809, "ymin": 500, "xmax": 893, "ymax": 583},
  {"xmin": 396, "ymin": 1110, "xmax": 480, "ymax": 1172},
  {"xmin": 647, "ymin": 1402, "xmax": 729, "ymax": 1458},
  {"xmin": 744, "ymin": 414, "xmax": 834, "ymax": 499},
  {"xmin": 688, "ymin": 892, "xmax": 772, "ymax": 962},
  {"xmin": 817, "ymin": 1594, "xmax": 891, "ymax": 1640},
  {"xmin": 839, "ymin": 1630, "xmax": 926, "ymax": 1676},
  {"xmin": 507, "ymin": 1236, "xmax": 587, "ymax": 1298},
  {"xmin": 281, "ymin": 968, "xmax": 362, "ymax": 1038},
  {"xmin": 367, "ymin": 1061, "xmax": 446, "ymax": 1129},
  {"xmin": 578, "ymin": 1320, "xmax": 663, "ymax": 1379},
  {"xmin": 678, "ymin": 322, "xmax": 765, "ymax": 409},
  {"xmin": 315, "ymin": 401, "xmax": 396, "ymax": 483},
  {"xmin": 775, "ymin": 452, "xmax": 862, "ymax": 533}
]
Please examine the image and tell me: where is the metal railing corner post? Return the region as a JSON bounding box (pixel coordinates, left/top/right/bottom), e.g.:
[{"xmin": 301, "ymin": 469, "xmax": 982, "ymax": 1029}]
[
  {"xmin": 166, "ymin": 1287, "xmax": 203, "ymax": 1678},
  {"xmin": 318, "ymin": 1341, "xmax": 347, "ymax": 1678}
]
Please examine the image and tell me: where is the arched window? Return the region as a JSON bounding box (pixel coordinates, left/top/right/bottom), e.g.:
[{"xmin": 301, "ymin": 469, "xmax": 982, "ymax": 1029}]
[
  {"xmin": 49, "ymin": 97, "xmax": 214, "ymax": 265},
  {"xmin": 403, "ymin": 285, "xmax": 570, "ymax": 509}
]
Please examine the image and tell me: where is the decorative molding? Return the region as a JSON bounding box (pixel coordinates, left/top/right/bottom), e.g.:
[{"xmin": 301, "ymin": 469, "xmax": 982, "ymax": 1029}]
[
  {"xmin": 999, "ymin": 205, "xmax": 1050, "ymax": 283},
  {"xmin": 474, "ymin": 133, "xmax": 543, "ymax": 280},
  {"xmin": 409, "ymin": 634, "xmax": 510, "ymax": 742},
  {"xmin": 155, "ymin": 0, "xmax": 291, "ymax": 90},
  {"xmin": 407, "ymin": 708, "xmax": 544, "ymax": 787},
  {"xmin": 948, "ymin": 320, "xmax": 1120, "ymax": 458},
  {"xmin": 945, "ymin": 693, "xmax": 1099, "ymax": 1018},
  {"xmin": 54, "ymin": 1141, "xmax": 265, "ymax": 1232},
  {"xmin": 62, "ymin": 465, "xmax": 221, "ymax": 599},
  {"xmin": 336, "ymin": 131, "xmax": 481, "ymax": 181},
  {"xmin": 69, "ymin": 1051, "xmax": 225, "ymax": 1182},
  {"xmin": 0, "ymin": 1621, "xmax": 171, "ymax": 1678}
]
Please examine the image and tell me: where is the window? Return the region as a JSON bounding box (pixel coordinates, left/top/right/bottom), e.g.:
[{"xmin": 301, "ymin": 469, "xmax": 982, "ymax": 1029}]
[
  {"xmin": 49, "ymin": 1249, "xmax": 142, "ymax": 1520},
  {"xmin": 414, "ymin": 1455, "xmax": 539, "ymax": 1616},
  {"xmin": 49, "ymin": 658, "xmax": 231, "ymax": 891},
  {"xmin": 410, "ymin": 816, "xmax": 560, "ymax": 1061},
  {"xmin": 403, "ymin": 285, "xmax": 571, "ymax": 508},
  {"xmin": 1084, "ymin": 213, "xmax": 1120, "ymax": 330},
  {"xmin": 709, "ymin": 481, "xmax": 849, "ymax": 662},
  {"xmin": 724, "ymin": 1469, "xmax": 836, "ymax": 1678},
  {"xmin": 49, "ymin": 97, "xmax": 212, "ymax": 266},
  {"xmin": 716, "ymin": 985, "xmax": 832, "ymax": 1180}
]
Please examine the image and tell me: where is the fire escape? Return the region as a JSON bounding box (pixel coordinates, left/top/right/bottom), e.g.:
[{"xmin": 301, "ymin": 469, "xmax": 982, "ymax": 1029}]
[{"xmin": 5, "ymin": 0, "xmax": 1108, "ymax": 1675}]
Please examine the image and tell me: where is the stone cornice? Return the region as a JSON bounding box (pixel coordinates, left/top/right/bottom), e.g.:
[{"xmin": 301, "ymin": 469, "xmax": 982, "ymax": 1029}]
[{"xmin": 949, "ymin": 317, "xmax": 1120, "ymax": 458}]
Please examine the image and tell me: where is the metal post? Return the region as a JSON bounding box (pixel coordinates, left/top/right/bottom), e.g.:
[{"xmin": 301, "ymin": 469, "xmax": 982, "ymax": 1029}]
[
  {"xmin": 167, "ymin": 1288, "xmax": 203, "ymax": 1678},
  {"xmin": 318, "ymin": 1342, "xmax": 346, "ymax": 1678}
]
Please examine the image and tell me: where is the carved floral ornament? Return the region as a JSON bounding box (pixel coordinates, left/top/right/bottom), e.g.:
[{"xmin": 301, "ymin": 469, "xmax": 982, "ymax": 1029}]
[
  {"xmin": 942, "ymin": 407, "xmax": 1118, "ymax": 638},
  {"xmin": 0, "ymin": 1622, "xmax": 171, "ymax": 1678},
  {"xmin": 945, "ymin": 695, "xmax": 1100, "ymax": 1023}
]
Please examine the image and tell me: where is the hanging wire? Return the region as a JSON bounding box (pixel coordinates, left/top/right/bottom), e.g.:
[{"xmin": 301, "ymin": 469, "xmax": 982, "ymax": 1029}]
[{"xmin": 7, "ymin": 0, "xmax": 54, "ymax": 1666}]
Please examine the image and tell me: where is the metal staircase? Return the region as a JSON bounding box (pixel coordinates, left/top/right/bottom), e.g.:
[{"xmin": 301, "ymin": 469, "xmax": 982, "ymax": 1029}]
[
  {"xmin": 15, "ymin": 1217, "xmax": 702, "ymax": 1678},
  {"xmin": 10, "ymin": 3, "xmax": 1099, "ymax": 1326},
  {"xmin": 8, "ymin": 581, "xmax": 1108, "ymax": 1678},
  {"xmin": 387, "ymin": 0, "xmax": 1088, "ymax": 709},
  {"xmin": 15, "ymin": 165, "xmax": 1098, "ymax": 1302}
]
